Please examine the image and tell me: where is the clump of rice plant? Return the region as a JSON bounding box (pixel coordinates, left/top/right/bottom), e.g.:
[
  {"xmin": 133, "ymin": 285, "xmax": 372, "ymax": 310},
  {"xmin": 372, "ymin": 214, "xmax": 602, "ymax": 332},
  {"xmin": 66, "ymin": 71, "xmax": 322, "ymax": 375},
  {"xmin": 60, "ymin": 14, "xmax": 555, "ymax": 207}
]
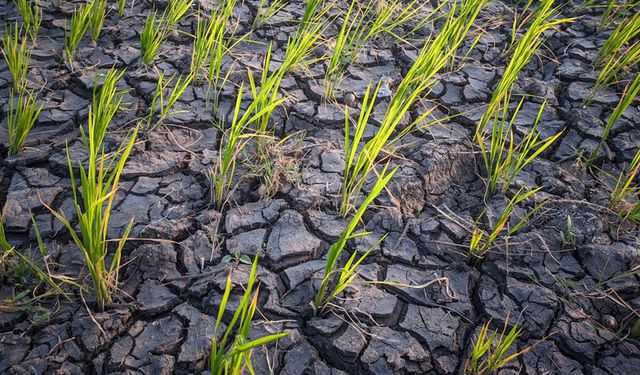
[
  {"xmin": 145, "ymin": 70, "xmax": 194, "ymax": 129},
  {"xmin": 610, "ymin": 147, "xmax": 640, "ymax": 220},
  {"xmin": 65, "ymin": 3, "xmax": 92, "ymax": 61},
  {"xmin": 140, "ymin": 10, "xmax": 169, "ymax": 65},
  {"xmin": 479, "ymin": 99, "xmax": 562, "ymax": 196},
  {"xmin": 314, "ymin": 163, "xmax": 397, "ymax": 315},
  {"xmin": 118, "ymin": 0, "xmax": 126, "ymax": 17},
  {"xmin": 165, "ymin": 0, "xmax": 193, "ymax": 27},
  {"xmin": 469, "ymin": 188, "xmax": 543, "ymax": 257},
  {"xmin": 1, "ymin": 215, "xmax": 77, "ymax": 322},
  {"xmin": 592, "ymin": 10, "xmax": 640, "ymax": 94},
  {"xmin": 88, "ymin": 0, "xmax": 108, "ymax": 42},
  {"xmin": 324, "ymin": 0, "xmax": 434, "ymax": 97},
  {"xmin": 209, "ymin": 83, "xmax": 286, "ymax": 209},
  {"xmin": 466, "ymin": 318, "xmax": 528, "ymax": 375},
  {"xmin": 48, "ymin": 69, "xmax": 138, "ymax": 312},
  {"xmin": 206, "ymin": 0, "xmax": 240, "ymax": 109},
  {"xmin": 338, "ymin": 2, "xmax": 483, "ymax": 217},
  {"xmin": 190, "ymin": 9, "xmax": 216, "ymax": 75},
  {"xmin": 253, "ymin": 0, "xmax": 286, "ymax": 29},
  {"xmin": 476, "ymin": 0, "xmax": 573, "ymax": 137},
  {"xmin": 6, "ymin": 88, "xmax": 44, "ymax": 156},
  {"xmin": 589, "ymin": 74, "xmax": 640, "ymax": 162},
  {"xmin": 14, "ymin": 0, "xmax": 42, "ymax": 40},
  {"xmin": 1, "ymin": 22, "xmax": 31, "ymax": 92},
  {"xmin": 210, "ymin": 255, "xmax": 288, "ymax": 374}
]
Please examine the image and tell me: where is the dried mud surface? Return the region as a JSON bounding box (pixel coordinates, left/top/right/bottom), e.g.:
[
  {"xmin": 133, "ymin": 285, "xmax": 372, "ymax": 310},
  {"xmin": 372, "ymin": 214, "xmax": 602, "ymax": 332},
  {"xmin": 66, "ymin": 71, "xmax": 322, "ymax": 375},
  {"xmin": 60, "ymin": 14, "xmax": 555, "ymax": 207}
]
[{"xmin": 1, "ymin": 0, "xmax": 640, "ymax": 374}]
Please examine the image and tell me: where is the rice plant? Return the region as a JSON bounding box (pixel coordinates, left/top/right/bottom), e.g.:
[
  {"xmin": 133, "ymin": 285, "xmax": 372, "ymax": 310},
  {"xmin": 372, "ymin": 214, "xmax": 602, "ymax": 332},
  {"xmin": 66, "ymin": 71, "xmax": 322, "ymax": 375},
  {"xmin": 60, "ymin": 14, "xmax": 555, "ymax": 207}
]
[
  {"xmin": 47, "ymin": 69, "xmax": 138, "ymax": 312},
  {"xmin": 253, "ymin": 0, "xmax": 287, "ymax": 29},
  {"xmin": 190, "ymin": 9, "xmax": 216, "ymax": 75},
  {"xmin": 145, "ymin": 70, "xmax": 194, "ymax": 128},
  {"xmin": 479, "ymin": 99, "xmax": 562, "ymax": 196},
  {"xmin": 338, "ymin": 2, "xmax": 483, "ymax": 216},
  {"xmin": 324, "ymin": 0, "xmax": 434, "ymax": 97},
  {"xmin": 476, "ymin": 0, "xmax": 573, "ymax": 137},
  {"xmin": 592, "ymin": 10, "xmax": 640, "ymax": 95},
  {"xmin": 65, "ymin": 3, "xmax": 92, "ymax": 61},
  {"xmin": 209, "ymin": 83, "xmax": 286, "ymax": 209},
  {"xmin": 165, "ymin": 0, "xmax": 193, "ymax": 27},
  {"xmin": 466, "ymin": 319, "xmax": 524, "ymax": 375},
  {"xmin": 207, "ymin": 0, "xmax": 241, "ymax": 110},
  {"xmin": 88, "ymin": 0, "xmax": 108, "ymax": 42},
  {"xmin": 118, "ymin": 0, "xmax": 126, "ymax": 17},
  {"xmin": 210, "ymin": 255, "xmax": 288, "ymax": 374},
  {"xmin": 314, "ymin": 163, "xmax": 397, "ymax": 315},
  {"xmin": 140, "ymin": 10, "xmax": 169, "ymax": 65},
  {"xmin": 469, "ymin": 188, "xmax": 543, "ymax": 257},
  {"xmin": 610, "ymin": 147, "xmax": 640, "ymax": 220},
  {"xmin": 6, "ymin": 88, "xmax": 44, "ymax": 156},
  {"xmin": 589, "ymin": 74, "xmax": 640, "ymax": 162},
  {"xmin": 14, "ymin": 0, "xmax": 42, "ymax": 40},
  {"xmin": 1, "ymin": 215, "xmax": 75, "ymax": 305},
  {"xmin": 1, "ymin": 22, "xmax": 31, "ymax": 92}
]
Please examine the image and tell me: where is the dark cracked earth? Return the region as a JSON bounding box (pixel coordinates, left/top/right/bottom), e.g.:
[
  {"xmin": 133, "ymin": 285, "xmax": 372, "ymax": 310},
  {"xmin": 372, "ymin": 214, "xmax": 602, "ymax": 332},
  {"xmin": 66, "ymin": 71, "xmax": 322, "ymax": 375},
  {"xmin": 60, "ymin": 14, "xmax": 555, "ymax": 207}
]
[{"xmin": 1, "ymin": 0, "xmax": 640, "ymax": 374}]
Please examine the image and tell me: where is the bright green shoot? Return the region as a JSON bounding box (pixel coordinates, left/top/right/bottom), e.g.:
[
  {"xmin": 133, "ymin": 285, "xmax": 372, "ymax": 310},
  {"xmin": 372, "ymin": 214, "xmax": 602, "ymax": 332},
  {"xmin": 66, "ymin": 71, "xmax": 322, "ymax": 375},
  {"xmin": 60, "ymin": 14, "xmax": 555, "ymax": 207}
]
[
  {"xmin": 324, "ymin": 0, "xmax": 434, "ymax": 97},
  {"xmin": 88, "ymin": 0, "xmax": 108, "ymax": 42},
  {"xmin": 1, "ymin": 23, "xmax": 31, "ymax": 92},
  {"xmin": 610, "ymin": 147, "xmax": 640, "ymax": 220},
  {"xmin": 590, "ymin": 74, "xmax": 640, "ymax": 162},
  {"xmin": 591, "ymin": 9, "xmax": 640, "ymax": 94},
  {"xmin": 476, "ymin": 0, "xmax": 574, "ymax": 138},
  {"xmin": 209, "ymin": 83, "xmax": 286, "ymax": 209},
  {"xmin": 191, "ymin": 9, "xmax": 216, "ymax": 75},
  {"xmin": 479, "ymin": 99, "xmax": 562, "ymax": 196},
  {"xmin": 146, "ymin": 70, "xmax": 194, "ymax": 129},
  {"xmin": 140, "ymin": 10, "xmax": 169, "ymax": 65},
  {"xmin": 65, "ymin": 3, "xmax": 92, "ymax": 61},
  {"xmin": 466, "ymin": 318, "xmax": 527, "ymax": 375},
  {"xmin": 48, "ymin": 68, "xmax": 138, "ymax": 312},
  {"xmin": 210, "ymin": 255, "xmax": 288, "ymax": 374},
  {"xmin": 314, "ymin": 163, "xmax": 397, "ymax": 315},
  {"xmin": 253, "ymin": 0, "xmax": 287, "ymax": 29},
  {"xmin": 165, "ymin": 0, "xmax": 193, "ymax": 27},
  {"xmin": 6, "ymin": 88, "xmax": 44, "ymax": 156},
  {"xmin": 469, "ymin": 187, "xmax": 543, "ymax": 257},
  {"xmin": 118, "ymin": 0, "xmax": 126, "ymax": 17},
  {"xmin": 207, "ymin": 0, "xmax": 241, "ymax": 110},
  {"xmin": 14, "ymin": 0, "xmax": 42, "ymax": 40},
  {"xmin": 339, "ymin": 1, "xmax": 485, "ymax": 216}
]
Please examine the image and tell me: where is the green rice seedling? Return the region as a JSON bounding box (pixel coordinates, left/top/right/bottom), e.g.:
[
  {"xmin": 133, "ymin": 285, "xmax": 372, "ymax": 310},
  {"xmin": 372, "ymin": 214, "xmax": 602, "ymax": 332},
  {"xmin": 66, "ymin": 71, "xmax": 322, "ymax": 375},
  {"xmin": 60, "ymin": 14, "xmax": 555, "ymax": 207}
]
[
  {"xmin": 165, "ymin": 0, "xmax": 193, "ymax": 27},
  {"xmin": 140, "ymin": 10, "xmax": 169, "ymax": 65},
  {"xmin": 1, "ymin": 215, "xmax": 75, "ymax": 305},
  {"xmin": 65, "ymin": 3, "xmax": 92, "ymax": 61},
  {"xmin": 209, "ymin": 83, "xmax": 286, "ymax": 209},
  {"xmin": 610, "ymin": 147, "xmax": 640, "ymax": 218},
  {"xmin": 466, "ymin": 318, "xmax": 524, "ymax": 375},
  {"xmin": 589, "ymin": 74, "xmax": 640, "ymax": 163},
  {"xmin": 314, "ymin": 163, "xmax": 397, "ymax": 315},
  {"xmin": 324, "ymin": 0, "xmax": 436, "ymax": 97},
  {"xmin": 207, "ymin": 0, "xmax": 241, "ymax": 110},
  {"xmin": 479, "ymin": 99, "xmax": 562, "ymax": 196},
  {"xmin": 476, "ymin": 0, "xmax": 573, "ymax": 137},
  {"xmin": 210, "ymin": 255, "xmax": 288, "ymax": 374},
  {"xmin": 301, "ymin": 0, "xmax": 324, "ymax": 27},
  {"xmin": 118, "ymin": 0, "xmax": 126, "ymax": 17},
  {"xmin": 253, "ymin": 0, "xmax": 287, "ymax": 29},
  {"xmin": 559, "ymin": 215, "xmax": 576, "ymax": 248},
  {"xmin": 6, "ymin": 88, "xmax": 44, "ymax": 156},
  {"xmin": 1, "ymin": 22, "xmax": 31, "ymax": 92},
  {"xmin": 597, "ymin": 10, "xmax": 640, "ymax": 64},
  {"xmin": 14, "ymin": 0, "xmax": 42, "ymax": 40},
  {"xmin": 48, "ymin": 69, "xmax": 139, "ymax": 312},
  {"xmin": 88, "ymin": 0, "xmax": 108, "ymax": 42},
  {"xmin": 338, "ymin": 2, "xmax": 485, "ymax": 216},
  {"xmin": 469, "ymin": 187, "xmax": 543, "ymax": 257},
  {"xmin": 145, "ymin": 71, "xmax": 194, "ymax": 128},
  {"xmin": 190, "ymin": 9, "xmax": 216, "ymax": 75}
]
